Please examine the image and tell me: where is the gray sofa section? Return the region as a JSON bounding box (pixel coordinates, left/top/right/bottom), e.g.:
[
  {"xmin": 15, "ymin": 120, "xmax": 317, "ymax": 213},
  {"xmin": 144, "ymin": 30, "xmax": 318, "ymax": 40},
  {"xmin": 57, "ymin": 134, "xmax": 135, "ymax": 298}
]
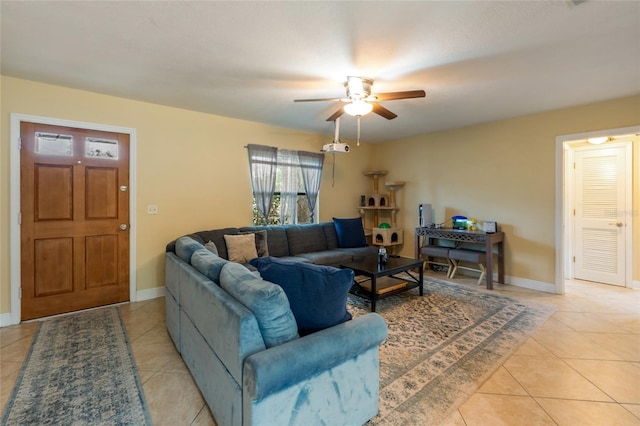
[
  {"xmin": 166, "ymin": 222, "xmax": 378, "ymax": 266},
  {"xmin": 165, "ymin": 231, "xmax": 388, "ymax": 426}
]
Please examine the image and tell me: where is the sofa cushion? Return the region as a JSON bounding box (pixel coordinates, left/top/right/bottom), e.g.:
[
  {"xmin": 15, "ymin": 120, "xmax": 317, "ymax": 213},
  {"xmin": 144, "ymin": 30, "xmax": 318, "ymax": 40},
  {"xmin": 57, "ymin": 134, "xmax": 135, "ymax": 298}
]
[
  {"xmin": 296, "ymin": 250, "xmax": 353, "ymax": 266},
  {"xmin": 285, "ymin": 224, "xmax": 327, "ymax": 255},
  {"xmin": 333, "ymin": 218, "xmax": 367, "ymax": 248},
  {"xmin": 224, "ymin": 233, "xmax": 259, "ymax": 263},
  {"xmin": 220, "ymin": 262, "xmax": 299, "ymax": 348},
  {"xmin": 322, "ymin": 222, "xmax": 340, "ymax": 249},
  {"xmin": 191, "ymin": 249, "xmax": 228, "ymax": 284},
  {"xmin": 175, "ymin": 236, "xmax": 206, "ymax": 262},
  {"xmin": 250, "ymin": 257, "xmax": 354, "ymax": 335}
]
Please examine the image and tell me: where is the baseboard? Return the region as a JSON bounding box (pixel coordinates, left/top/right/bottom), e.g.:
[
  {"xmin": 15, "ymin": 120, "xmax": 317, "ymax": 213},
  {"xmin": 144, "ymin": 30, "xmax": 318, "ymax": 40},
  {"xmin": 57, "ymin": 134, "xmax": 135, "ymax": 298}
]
[
  {"xmin": 0, "ymin": 312, "xmax": 18, "ymax": 327},
  {"xmin": 135, "ymin": 286, "xmax": 165, "ymax": 302},
  {"xmin": 505, "ymin": 275, "xmax": 556, "ymax": 293},
  {"xmin": 631, "ymin": 280, "xmax": 640, "ymax": 290}
]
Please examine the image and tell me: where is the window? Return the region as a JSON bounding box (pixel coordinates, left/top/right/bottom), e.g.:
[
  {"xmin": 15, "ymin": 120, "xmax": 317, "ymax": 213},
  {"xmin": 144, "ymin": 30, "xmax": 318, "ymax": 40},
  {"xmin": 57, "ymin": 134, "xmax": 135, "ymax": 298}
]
[{"xmin": 247, "ymin": 145, "xmax": 324, "ymax": 226}]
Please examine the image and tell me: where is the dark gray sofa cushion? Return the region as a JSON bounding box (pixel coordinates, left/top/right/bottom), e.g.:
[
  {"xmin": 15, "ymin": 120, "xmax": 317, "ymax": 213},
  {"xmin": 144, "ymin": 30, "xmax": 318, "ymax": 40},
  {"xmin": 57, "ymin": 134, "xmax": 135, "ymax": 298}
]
[
  {"xmin": 285, "ymin": 224, "xmax": 328, "ymax": 255},
  {"xmin": 321, "ymin": 222, "xmax": 340, "ymax": 249},
  {"xmin": 296, "ymin": 250, "xmax": 353, "ymax": 266}
]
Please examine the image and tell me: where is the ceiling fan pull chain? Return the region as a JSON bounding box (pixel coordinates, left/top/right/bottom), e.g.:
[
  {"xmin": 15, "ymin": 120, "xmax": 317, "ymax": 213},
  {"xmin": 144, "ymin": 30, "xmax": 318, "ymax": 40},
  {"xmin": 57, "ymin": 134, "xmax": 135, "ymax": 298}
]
[{"xmin": 357, "ymin": 115, "xmax": 361, "ymax": 146}]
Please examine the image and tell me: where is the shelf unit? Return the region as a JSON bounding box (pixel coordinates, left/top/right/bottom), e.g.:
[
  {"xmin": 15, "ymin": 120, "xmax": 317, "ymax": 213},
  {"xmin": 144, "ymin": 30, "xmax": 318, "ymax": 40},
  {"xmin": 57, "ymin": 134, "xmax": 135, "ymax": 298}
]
[{"xmin": 359, "ymin": 171, "xmax": 404, "ymax": 248}]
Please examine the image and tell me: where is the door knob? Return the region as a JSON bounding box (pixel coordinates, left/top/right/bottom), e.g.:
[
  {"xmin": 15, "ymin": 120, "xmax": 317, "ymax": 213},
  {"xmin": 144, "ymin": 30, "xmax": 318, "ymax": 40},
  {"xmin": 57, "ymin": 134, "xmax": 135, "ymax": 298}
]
[
  {"xmin": 608, "ymin": 222, "xmax": 623, "ymax": 227},
  {"xmin": 119, "ymin": 224, "xmax": 128, "ymax": 231}
]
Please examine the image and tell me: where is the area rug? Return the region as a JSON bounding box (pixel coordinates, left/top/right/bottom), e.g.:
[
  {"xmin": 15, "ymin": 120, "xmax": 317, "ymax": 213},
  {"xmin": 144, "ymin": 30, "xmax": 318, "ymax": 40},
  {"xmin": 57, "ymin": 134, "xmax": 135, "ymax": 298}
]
[
  {"xmin": 1, "ymin": 307, "xmax": 151, "ymax": 426},
  {"xmin": 347, "ymin": 277, "xmax": 556, "ymax": 425}
]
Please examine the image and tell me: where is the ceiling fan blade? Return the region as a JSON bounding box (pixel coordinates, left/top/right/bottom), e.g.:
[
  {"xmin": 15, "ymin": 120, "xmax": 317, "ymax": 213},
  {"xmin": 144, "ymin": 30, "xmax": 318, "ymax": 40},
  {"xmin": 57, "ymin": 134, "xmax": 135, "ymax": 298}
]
[
  {"xmin": 372, "ymin": 103, "xmax": 398, "ymax": 120},
  {"xmin": 294, "ymin": 97, "xmax": 342, "ymax": 102},
  {"xmin": 373, "ymin": 90, "xmax": 426, "ymax": 101},
  {"xmin": 326, "ymin": 107, "xmax": 345, "ymax": 121}
]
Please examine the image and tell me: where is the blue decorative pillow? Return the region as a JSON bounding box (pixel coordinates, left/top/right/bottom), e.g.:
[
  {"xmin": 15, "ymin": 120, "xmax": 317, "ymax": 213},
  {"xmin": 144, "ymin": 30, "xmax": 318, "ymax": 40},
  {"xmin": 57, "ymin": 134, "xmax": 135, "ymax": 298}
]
[
  {"xmin": 250, "ymin": 257, "xmax": 354, "ymax": 335},
  {"xmin": 220, "ymin": 262, "xmax": 299, "ymax": 348},
  {"xmin": 333, "ymin": 217, "xmax": 367, "ymax": 248}
]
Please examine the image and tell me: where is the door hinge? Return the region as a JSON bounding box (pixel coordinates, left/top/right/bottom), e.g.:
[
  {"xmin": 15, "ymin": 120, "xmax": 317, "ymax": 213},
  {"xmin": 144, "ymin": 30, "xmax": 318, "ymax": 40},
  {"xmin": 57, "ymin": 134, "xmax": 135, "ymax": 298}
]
[
  {"xmin": 573, "ymin": 208, "xmax": 575, "ymax": 216},
  {"xmin": 18, "ymin": 212, "xmax": 22, "ymax": 225},
  {"xmin": 17, "ymin": 137, "xmax": 22, "ymax": 150},
  {"xmin": 573, "ymin": 256, "xmax": 576, "ymax": 263},
  {"xmin": 19, "ymin": 286, "xmax": 22, "ymax": 299}
]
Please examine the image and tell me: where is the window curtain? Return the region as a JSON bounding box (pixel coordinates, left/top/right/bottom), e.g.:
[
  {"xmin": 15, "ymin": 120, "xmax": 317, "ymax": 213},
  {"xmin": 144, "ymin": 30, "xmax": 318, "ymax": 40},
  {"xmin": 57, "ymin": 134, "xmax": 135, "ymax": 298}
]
[
  {"xmin": 247, "ymin": 144, "xmax": 278, "ymax": 222},
  {"xmin": 298, "ymin": 151, "xmax": 325, "ymax": 222},
  {"xmin": 278, "ymin": 149, "xmax": 300, "ymax": 224}
]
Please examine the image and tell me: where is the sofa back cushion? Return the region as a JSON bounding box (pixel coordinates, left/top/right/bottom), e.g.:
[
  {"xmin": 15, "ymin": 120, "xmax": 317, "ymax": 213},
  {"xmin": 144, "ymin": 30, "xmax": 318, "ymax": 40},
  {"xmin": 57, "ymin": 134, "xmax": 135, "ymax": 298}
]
[
  {"xmin": 220, "ymin": 263, "xmax": 299, "ymax": 348},
  {"xmin": 175, "ymin": 237, "xmax": 206, "ymax": 262},
  {"xmin": 285, "ymin": 224, "xmax": 328, "ymax": 255},
  {"xmin": 250, "ymin": 257, "xmax": 354, "ymax": 335},
  {"xmin": 190, "ymin": 249, "xmax": 228, "ymax": 284},
  {"xmin": 241, "ymin": 226, "xmax": 289, "ymax": 257},
  {"xmin": 322, "ymin": 222, "xmax": 340, "ymax": 249}
]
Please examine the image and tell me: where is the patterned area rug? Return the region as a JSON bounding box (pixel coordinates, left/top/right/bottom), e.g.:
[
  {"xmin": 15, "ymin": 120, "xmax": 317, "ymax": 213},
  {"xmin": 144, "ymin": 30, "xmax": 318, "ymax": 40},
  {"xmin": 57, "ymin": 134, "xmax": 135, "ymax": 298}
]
[
  {"xmin": 348, "ymin": 277, "xmax": 555, "ymax": 425},
  {"xmin": 1, "ymin": 308, "xmax": 151, "ymax": 425}
]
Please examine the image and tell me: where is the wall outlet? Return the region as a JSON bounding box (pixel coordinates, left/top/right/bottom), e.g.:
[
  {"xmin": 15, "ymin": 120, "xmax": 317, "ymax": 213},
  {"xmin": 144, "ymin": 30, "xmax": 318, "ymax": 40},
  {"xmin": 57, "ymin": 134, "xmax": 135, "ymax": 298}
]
[{"xmin": 147, "ymin": 204, "xmax": 159, "ymax": 215}]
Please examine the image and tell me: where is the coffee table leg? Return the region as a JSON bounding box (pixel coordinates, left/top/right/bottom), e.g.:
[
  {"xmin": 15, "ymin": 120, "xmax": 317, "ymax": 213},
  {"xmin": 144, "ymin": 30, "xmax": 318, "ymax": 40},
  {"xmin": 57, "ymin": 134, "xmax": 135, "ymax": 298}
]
[
  {"xmin": 371, "ymin": 276, "xmax": 377, "ymax": 312},
  {"xmin": 419, "ymin": 263, "xmax": 424, "ymax": 296}
]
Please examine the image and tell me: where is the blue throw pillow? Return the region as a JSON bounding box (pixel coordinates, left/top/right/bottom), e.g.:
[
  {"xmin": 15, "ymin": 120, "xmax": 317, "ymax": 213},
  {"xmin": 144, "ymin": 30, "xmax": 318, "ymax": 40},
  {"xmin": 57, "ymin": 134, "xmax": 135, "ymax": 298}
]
[
  {"xmin": 250, "ymin": 257, "xmax": 354, "ymax": 335},
  {"xmin": 220, "ymin": 263, "xmax": 299, "ymax": 348},
  {"xmin": 333, "ymin": 217, "xmax": 367, "ymax": 248}
]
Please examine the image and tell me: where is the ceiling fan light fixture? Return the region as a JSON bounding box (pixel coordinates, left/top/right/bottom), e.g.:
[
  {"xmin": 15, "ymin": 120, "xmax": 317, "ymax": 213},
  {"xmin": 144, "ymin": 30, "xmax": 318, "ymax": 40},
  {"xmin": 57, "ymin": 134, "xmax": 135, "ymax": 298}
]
[
  {"xmin": 344, "ymin": 100, "xmax": 373, "ymax": 116},
  {"xmin": 346, "ymin": 76, "xmax": 372, "ymax": 99}
]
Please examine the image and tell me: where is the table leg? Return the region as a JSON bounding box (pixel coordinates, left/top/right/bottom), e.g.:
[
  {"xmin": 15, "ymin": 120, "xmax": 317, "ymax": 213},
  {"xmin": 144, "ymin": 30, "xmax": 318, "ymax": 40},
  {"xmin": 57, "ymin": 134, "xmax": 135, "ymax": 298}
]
[
  {"xmin": 370, "ymin": 276, "xmax": 377, "ymax": 312},
  {"xmin": 485, "ymin": 239, "xmax": 494, "ymax": 290},
  {"xmin": 497, "ymin": 240, "xmax": 504, "ymax": 284},
  {"xmin": 419, "ymin": 263, "xmax": 424, "ymax": 296}
]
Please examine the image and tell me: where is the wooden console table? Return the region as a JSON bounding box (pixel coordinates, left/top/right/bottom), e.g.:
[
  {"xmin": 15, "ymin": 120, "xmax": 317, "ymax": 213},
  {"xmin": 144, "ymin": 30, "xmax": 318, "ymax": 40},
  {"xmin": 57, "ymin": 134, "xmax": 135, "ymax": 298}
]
[{"xmin": 415, "ymin": 227, "xmax": 505, "ymax": 290}]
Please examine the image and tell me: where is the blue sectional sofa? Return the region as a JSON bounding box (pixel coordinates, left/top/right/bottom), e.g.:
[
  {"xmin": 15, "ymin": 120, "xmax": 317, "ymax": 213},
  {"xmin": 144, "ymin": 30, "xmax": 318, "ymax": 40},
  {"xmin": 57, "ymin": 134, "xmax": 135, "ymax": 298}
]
[{"xmin": 165, "ymin": 228, "xmax": 388, "ymax": 426}]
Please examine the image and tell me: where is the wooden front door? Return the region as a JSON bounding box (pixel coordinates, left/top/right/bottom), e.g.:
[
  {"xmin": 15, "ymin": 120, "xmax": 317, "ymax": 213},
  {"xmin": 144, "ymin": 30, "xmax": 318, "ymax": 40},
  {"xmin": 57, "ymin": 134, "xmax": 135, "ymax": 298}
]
[{"xmin": 20, "ymin": 122, "xmax": 130, "ymax": 320}]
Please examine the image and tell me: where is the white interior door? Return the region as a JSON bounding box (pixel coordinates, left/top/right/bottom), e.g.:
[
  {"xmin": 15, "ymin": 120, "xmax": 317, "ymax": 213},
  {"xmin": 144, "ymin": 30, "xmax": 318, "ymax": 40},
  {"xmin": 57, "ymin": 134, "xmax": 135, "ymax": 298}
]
[{"xmin": 573, "ymin": 143, "xmax": 630, "ymax": 286}]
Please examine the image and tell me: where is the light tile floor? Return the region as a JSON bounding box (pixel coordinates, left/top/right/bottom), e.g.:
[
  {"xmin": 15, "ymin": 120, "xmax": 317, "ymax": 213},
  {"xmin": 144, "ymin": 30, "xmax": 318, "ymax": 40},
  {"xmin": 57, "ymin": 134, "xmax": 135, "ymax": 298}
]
[{"xmin": 1, "ymin": 275, "xmax": 639, "ymax": 425}]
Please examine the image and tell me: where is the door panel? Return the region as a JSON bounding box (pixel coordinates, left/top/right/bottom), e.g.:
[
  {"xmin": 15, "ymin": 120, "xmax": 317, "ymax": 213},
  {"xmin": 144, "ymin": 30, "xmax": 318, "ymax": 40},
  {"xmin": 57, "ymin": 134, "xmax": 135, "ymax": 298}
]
[
  {"xmin": 574, "ymin": 145, "xmax": 627, "ymax": 286},
  {"xmin": 21, "ymin": 122, "xmax": 130, "ymax": 320}
]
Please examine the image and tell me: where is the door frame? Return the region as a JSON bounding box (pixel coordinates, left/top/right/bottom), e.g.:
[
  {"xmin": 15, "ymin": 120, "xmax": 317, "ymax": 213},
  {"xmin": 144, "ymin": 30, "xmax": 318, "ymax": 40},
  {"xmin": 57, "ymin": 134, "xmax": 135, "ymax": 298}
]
[
  {"xmin": 555, "ymin": 125, "xmax": 639, "ymax": 295},
  {"xmin": 9, "ymin": 113, "xmax": 137, "ymax": 325}
]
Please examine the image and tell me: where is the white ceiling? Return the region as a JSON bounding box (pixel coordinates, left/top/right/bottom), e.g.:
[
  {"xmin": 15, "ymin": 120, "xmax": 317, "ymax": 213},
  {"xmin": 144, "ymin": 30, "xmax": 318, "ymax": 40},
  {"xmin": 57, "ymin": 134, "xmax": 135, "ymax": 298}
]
[{"xmin": 2, "ymin": 1, "xmax": 639, "ymax": 143}]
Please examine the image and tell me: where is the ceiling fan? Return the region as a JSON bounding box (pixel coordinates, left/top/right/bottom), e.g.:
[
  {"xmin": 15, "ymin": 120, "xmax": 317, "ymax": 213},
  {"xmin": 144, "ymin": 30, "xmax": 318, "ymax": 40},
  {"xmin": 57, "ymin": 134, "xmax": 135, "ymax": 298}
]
[{"xmin": 294, "ymin": 76, "xmax": 426, "ymax": 122}]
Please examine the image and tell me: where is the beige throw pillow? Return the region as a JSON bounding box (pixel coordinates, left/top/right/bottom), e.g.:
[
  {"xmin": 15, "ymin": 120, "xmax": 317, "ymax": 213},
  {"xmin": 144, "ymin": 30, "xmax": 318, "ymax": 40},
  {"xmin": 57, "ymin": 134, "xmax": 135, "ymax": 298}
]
[{"xmin": 224, "ymin": 233, "xmax": 258, "ymax": 263}]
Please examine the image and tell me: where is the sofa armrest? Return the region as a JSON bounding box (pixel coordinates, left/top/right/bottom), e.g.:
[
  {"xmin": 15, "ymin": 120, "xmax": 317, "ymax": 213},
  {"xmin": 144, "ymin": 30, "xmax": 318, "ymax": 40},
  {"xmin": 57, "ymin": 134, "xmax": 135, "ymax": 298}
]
[{"xmin": 243, "ymin": 313, "xmax": 387, "ymax": 401}]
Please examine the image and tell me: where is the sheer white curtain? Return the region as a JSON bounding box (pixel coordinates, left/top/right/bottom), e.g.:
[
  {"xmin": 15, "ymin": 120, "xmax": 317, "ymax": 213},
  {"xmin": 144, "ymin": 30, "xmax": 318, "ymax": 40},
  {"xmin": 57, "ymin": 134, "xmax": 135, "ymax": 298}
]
[
  {"xmin": 298, "ymin": 151, "xmax": 325, "ymax": 222},
  {"xmin": 247, "ymin": 144, "xmax": 277, "ymax": 223},
  {"xmin": 278, "ymin": 149, "xmax": 301, "ymax": 224}
]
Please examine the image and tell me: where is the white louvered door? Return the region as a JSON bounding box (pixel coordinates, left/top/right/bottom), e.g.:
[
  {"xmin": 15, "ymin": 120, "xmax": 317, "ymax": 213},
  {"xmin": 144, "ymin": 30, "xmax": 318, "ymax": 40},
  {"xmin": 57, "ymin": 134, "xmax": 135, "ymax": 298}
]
[{"xmin": 573, "ymin": 144, "xmax": 628, "ymax": 286}]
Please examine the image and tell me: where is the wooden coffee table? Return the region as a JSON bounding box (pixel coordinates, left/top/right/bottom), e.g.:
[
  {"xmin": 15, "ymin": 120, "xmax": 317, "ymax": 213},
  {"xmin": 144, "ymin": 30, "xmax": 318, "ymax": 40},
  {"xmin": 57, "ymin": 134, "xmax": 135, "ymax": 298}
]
[{"xmin": 340, "ymin": 256, "xmax": 423, "ymax": 312}]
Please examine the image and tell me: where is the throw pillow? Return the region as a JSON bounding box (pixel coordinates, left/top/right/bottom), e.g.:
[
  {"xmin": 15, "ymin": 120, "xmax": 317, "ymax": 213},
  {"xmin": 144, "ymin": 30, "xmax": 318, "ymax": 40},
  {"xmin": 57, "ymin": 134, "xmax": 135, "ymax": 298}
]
[
  {"xmin": 333, "ymin": 217, "xmax": 367, "ymax": 248},
  {"xmin": 240, "ymin": 230, "xmax": 269, "ymax": 258},
  {"xmin": 204, "ymin": 240, "xmax": 219, "ymax": 256},
  {"xmin": 220, "ymin": 262, "xmax": 299, "ymax": 348},
  {"xmin": 224, "ymin": 233, "xmax": 258, "ymax": 263},
  {"xmin": 250, "ymin": 257, "xmax": 354, "ymax": 335}
]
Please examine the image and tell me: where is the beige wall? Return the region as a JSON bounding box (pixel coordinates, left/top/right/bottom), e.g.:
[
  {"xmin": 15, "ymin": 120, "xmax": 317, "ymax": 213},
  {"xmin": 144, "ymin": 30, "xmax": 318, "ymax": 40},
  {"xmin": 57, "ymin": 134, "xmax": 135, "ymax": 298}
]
[
  {"xmin": 375, "ymin": 95, "xmax": 640, "ymax": 286},
  {"xmin": 0, "ymin": 76, "xmax": 373, "ymax": 314},
  {"xmin": 1, "ymin": 75, "xmax": 638, "ymax": 317}
]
